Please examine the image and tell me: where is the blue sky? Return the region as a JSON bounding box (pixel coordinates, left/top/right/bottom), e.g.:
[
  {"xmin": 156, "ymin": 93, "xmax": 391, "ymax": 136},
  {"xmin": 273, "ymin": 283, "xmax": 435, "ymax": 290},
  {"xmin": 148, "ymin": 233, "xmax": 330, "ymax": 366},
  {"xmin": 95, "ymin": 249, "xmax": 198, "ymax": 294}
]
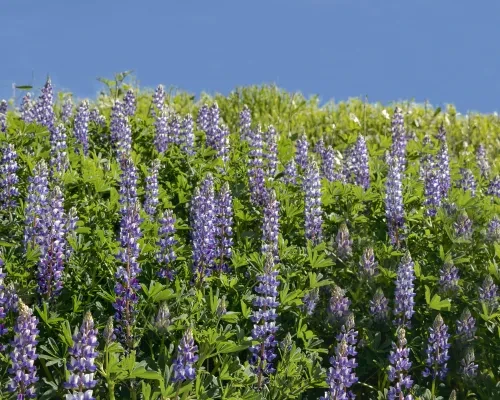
[{"xmin": 1, "ymin": 0, "xmax": 499, "ymax": 113}]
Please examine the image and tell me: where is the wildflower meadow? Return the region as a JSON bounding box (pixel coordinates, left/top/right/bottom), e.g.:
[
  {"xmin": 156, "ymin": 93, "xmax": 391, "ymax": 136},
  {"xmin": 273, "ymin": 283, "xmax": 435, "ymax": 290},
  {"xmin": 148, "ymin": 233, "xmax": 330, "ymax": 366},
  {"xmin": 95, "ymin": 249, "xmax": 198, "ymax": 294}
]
[{"xmin": 0, "ymin": 72, "xmax": 499, "ymax": 399}]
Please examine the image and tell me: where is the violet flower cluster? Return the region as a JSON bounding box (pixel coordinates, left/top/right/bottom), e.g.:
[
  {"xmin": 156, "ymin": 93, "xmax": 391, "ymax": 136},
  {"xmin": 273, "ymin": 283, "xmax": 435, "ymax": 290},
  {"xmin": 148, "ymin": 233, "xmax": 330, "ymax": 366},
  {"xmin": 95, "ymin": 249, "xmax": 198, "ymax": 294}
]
[
  {"xmin": 476, "ymin": 144, "xmax": 490, "ymax": 178},
  {"xmin": 49, "ymin": 123, "xmax": 69, "ymax": 178},
  {"xmin": 303, "ymin": 161, "xmax": 323, "ymax": 244},
  {"xmin": 436, "ymin": 125, "xmax": 451, "ymax": 200},
  {"xmin": 172, "ymin": 328, "xmax": 199, "ymax": 383},
  {"xmin": 321, "ymin": 313, "xmax": 358, "ymax": 400},
  {"xmin": 200, "ymin": 103, "xmax": 229, "ymax": 162},
  {"xmin": 423, "ymin": 156, "xmax": 441, "ymax": 216},
  {"xmin": 61, "ymin": 96, "xmax": 73, "ymax": 123},
  {"xmin": 261, "ymin": 189, "xmax": 280, "ymax": 263},
  {"xmin": 487, "ymin": 216, "xmax": 500, "ymax": 243},
  {"xmin": 37, "ymin": 186, "xmax": 68, "ymax": 298},
  {"xmin": 457, "ymin": 168, "xmax": 476, "ymax": 196},
  {"xmin": 180, "ymin": 114, "xmax": 195, "ymax": 155},
  {"xmin": 393, "ymin": 252, "xmax": 416, "ymax": 328},
  {"xmin": 21, "ymin": 93, "xmax": 36, "ymax": 124},
  {"xmin": 454, "ymin": 212, "xmax": 473, "ymax": 239},
  {"xmin": 343, "ymin": 135, "xmax": 370, "ymax": 189},
  {"xmin": 24, "ymin": 161, "xmax": 50, "ymax": 249},
  {"xmin": 144, "ymin": 160, "xmax": 160, "ymax": 218},
  {"xmin": 0, "ymin": 99, "xmax": 7, "ymax": 132},
  {"xmin": 114, "ymin": 157, "xmax": 142, "ymax": 348},
  {"xmin": 264, "ymin": 125, "xmax": 278, "ymax": 179},
  {"xmin": 369, "ymin": 289, "xmax": 390, "ymax": 323},
  {"xmin": 359, "ymin": 247, "xmax": 378, "ymax": 280},
  {"xmin": 156, "ymin": 210, "xmax": 177, "ymax": 281},
  {"xmin": 35, "ymin": 78, "xmax": 55, "ymax": 129},
  {"xmin": 385, "ymin": 153, "xmax": 405, "ymax": 245},
  {"xmin": 438, "ymin": 262, "xmax": 460, "ymax": 296},
  {"xmin": 486, "ymin": 175, "xmax": 500, "ymax": 198},
  {"xmin": 110, "ymin": 100, "xmax": 132, "ymax": 158},
  {"xmin": 239, "ymin": 105, "xmax": 252, "ymax": 142},
  {"xmin": 460, "ymin": 347, "xmax": 478, "ymax": 378},
  {"xmin": 191, "ymin": 174, "xmax": 217, "ymax": 282},
  {"xmin": 335, "ymin": 223, "xmax": 353, "ymax": 261},
  {"xmin": 215, "ymin": 182, "xmax": 233, "ymax": 273},
  {"xmin": 422, "ymin": 314, "xmax": 450, "ymax": 381},
  {"xmin": 387, "ymin": 328, "xmax": 413, "ymax": 400},
  {"xmin": 64, "ymin": 312, "xmax": 99, "ymax": 400},
  {"xmin": 456, "ymin": 308, "xmax": 476, "ymax": 344},
  {"xmin": 283, "ymin": 159, "xmax": 298, "ymax": 185},
  {"xmin": 249, "ymin": 253, "xmax": 280, "ymax": 384},
  {"xmin": 301, "ymin": 288, "xmax": 319, "ymax": 316},
  {"xmin": 479, "ymin": 275, "xmax": 498, "ymax": 311},
  {"xmin": 89, "ymin": 109, "xmax": 106, "ymax": 126},
  {"xmin": 152, "ymin": 84, "xmax": 165, "ymax": 114},
  {"xmin": 74, "ymin": 100, "xmax": 90, "ymax": 155},
  {"xmin": 154, "ymin": 107, "xmax": 170, "ymax": 154},
  {"xmin": 7, "ymin": 301, "xmax": 39, "ymax": 399},
  {"xmin": 247, "ymin": 125, "xmax": 267, "ymax": 206},
  {"xmin": 321, "ymin": 146, "xmax": 343, "ymax": 183},
  {"xmin": 295, "ymin": 134, "xmax": 309, "ymax": 171},
  {"xmin": 123, "ymin": 89, "xmax": 136, "ymax": 116},
  {"xmin": 328, "ymin": 285, "xmax": 351, "ymax": 324},
  {"xmin": 0, "ymin": 144, "xmax": 20, "ymax": 210}
]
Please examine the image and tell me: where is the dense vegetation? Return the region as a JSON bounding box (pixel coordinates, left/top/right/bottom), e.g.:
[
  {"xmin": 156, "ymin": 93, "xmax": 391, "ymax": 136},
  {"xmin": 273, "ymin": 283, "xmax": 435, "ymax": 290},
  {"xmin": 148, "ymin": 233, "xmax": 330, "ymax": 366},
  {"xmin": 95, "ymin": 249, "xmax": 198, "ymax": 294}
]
[{"xmin": 0, "ymin": 72, "xmax": 499, "ymax": 399}]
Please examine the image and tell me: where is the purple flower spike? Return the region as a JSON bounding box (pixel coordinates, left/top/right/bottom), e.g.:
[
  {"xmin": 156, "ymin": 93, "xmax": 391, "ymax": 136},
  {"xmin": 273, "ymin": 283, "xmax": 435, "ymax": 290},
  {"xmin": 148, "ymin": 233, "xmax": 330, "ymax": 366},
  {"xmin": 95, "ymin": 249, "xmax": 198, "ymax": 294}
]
[
  {"xmin": 454, "ymin": 212, "xmax": 472, "ymax": 239},
  {"xmin": 438, "ymin": 262, "xmax": 459, "ymax": 296},
  {"xmin": 0, "ymin": 144, "xmax": 20, "ymax": 210},
  {"xmin": 239, "ymin": 105, "xmax": 252, "ymax": 142},
  {"xmin": 21, "ymin": 93, "xmax": 36, "ymax": 124},
  {"xmin": 264, "ymin": 125, "xmax": 278, "ymax": 179},
  {"xmin": 35, "ymin": 77, "xmax": 55, "ymax": 129},
  {"xmin": 385, "ymin": 153, "xmax": 405, "ymax": 245},
  {"xmin": 152, "ymin": 85, "xmax": 165, "ymax": 114},
  {"xmin": 61, "ymin": 96, "xmax": 73, "ymax": 123},
  {"xmin": 50, "ymin": 123, "xmax": 69, "ymax": 179},
  {"xmin": 24, "ymin": 161, "xmax": 50, "ymax": 249},
  {"xmin": 436, "ymin": 124, "xmax": 451, "ymax": 200},
  {"xmin": 422, "ymin": 314, "xmax": 451, "ymax": 381},
  {"xmin": 180, "ymin": 114, "xmax": 195, "ymax": 155},
  {"xmin": 360, "ymin": 247, "xmax": 378, "ymax": 280},
  {"xmin": 216, "ymin": 182, "xmax": 233, "ymax": 273},
  {"xmin": 370, "ymin": 289, "xmax": 390, "ymax": 323},
  {"xmin": 0, "ymin": 100, "xmax": 7, "ymax": 132},
  {"xmin": 154, "ymin": 107, "xmax": 169, "ymax": 154},
  {"xmin": 456, "ymin": 308, "xmax": 476, "ymax": 344},
  {"xmin": 123, "ymin": 89, "xmax": 136, "ymax": 116},
  {"xmin": 7, "ymin": 301, "xmax": 39, "ymax": 399},
  {"xmin": 423, "ymin": 156, "xmax": 441, "ymax": 217},
  {"xmin": 390, "ymin": 107, "xmax": 408, "ymax": 169},
  {"xmin": 335, "ymin": 223, "xmax": 353, "ymax": 261},
  {"xmin": 321, "ymin": 314, "xmax": 358, "ymax": 400},
  {"xmin": 144, "ymin": 160, "xmax": 160, "ymax": 218},
  {"xmin": 393, "ymin": 252, "xmax": 416, "ymax": 328},
  {"xmin": 261, "ymin": 189, "xmax": 280, "ymax": 263},
  {"xmin": 486, "ymin": 175, "xmax": 500, "ymax": 198},
  {"xmin": 191, "ymin": 174, "xmax": 217, "ymax": 283},
  {"xmin": 344, "ymin": 135, "xmax": 370, "ymax": 189},
  {"xmin": 64, "ymin": 312, "xmax": 99, "ymax": 400},
  {"xmin": 487, "ymin": 216, "xmax": 500, "ymax": 243},
  {"xmin": 295, "ymin": 134, "xmax": 309, "ymax": 171},
  {"xmin": 328, "ymin": 285, "xmax": 351, "ymax": 324},
  {"xmin": 74, "ymin": 101, "xmax": 90, "ymax": 155},
  {"xmin": 37, "ymin": 186, "xmax": 68, "ymax": 298},
  {"xmin": 157, "ymin": 210, "xmax": 177, "ymax": 280},
  {"xmin": 89, "ymin": 108, "xmax": 106, "ymax": 126},
  {"xmin": 321, "ymin": 146, "xmax": 343, "ymax": 183},
  {"xmin": 249, "ymin": 253, "xmax": 280, "ymax": 386},
  {"xmin": 301, "ymin": 288, "xmax": 319, "ymax": 316},
  {"xmin": 303, "ymin": 161, "xmax": 323, "ymax": 244},
  {"xmin": 460, "ymin": 347, "xmax": 478, "ymax": 378},
  {"xmin": 314, "ymin": 138, "xmax": 325, "ymax": 158},
  {"xmin": 387, "ymin": 328, "xmax": 413, "ymax": 400},
  {"xmin": 283, "ymin": 159, "xmax": 298, "ymax": 185},
  {"xmin": 479, "ymin": 275, "xmax": 498, "ymax": 311},
  {"xmin": 457, "ymin": 168, "xmax": 476, "ymax": 196},
  {"xmin": 172, "ymin": 328, "xmax": 198, "ymax": 383},
  {"xmin": 110, "ymin": 100, "xmax": 132, "ymax": 158},
  {"xmin": 476, "ymin": 144, "xmax": 490, "ymax": 178}
]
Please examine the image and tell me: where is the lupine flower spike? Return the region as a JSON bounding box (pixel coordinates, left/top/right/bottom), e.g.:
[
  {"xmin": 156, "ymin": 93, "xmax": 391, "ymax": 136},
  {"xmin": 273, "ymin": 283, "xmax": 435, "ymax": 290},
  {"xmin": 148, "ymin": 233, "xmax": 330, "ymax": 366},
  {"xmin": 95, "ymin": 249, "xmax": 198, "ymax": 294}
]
[
  {"xmin": 172, "ymin": 328, "xmax": 198, "ymax": 383},
  {"xmin": 249, "ymin": 252, "xmax": 280, "ymax": 388},
  {"xmin": 422, "ymin": 314, "xmax": 451, "ymax": 382},
  {"xmin": 65, "ymin": 311, "xmax": 99, "ymax": 400},
  {"xmin": 303, "ymin": 160, "xmax": 323, "ymax": 244},
  {"xmin": 387, "ymin": 328, "xmax": 413, "ymax": 400},
  {"xmin": 157, "ymin": 210, "xmax": 177, "ymax": 280},
  {"xmin": 393, "ymin": 252, "xmax": 416, "ymax": 328},
  {"xmin": 7, "ymin": 300, "xmax": 39, "ymax": 399}
]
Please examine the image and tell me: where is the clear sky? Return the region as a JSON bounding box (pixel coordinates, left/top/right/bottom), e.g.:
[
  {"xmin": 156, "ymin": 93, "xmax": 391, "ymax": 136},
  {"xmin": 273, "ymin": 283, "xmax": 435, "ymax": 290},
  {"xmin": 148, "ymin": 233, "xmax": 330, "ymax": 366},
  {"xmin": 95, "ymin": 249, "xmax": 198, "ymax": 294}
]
[{"xmin": 1, "ymin": 0, "xmax": 499, "ymax": 113}]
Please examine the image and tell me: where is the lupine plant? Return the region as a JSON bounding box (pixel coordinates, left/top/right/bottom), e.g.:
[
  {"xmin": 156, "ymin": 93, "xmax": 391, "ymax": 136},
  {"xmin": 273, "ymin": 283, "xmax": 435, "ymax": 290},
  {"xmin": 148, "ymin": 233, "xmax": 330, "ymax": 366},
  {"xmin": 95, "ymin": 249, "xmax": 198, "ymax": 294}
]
[{"xmin": 0, "ymin": 79, "xmax": 497, "ymax": 399}]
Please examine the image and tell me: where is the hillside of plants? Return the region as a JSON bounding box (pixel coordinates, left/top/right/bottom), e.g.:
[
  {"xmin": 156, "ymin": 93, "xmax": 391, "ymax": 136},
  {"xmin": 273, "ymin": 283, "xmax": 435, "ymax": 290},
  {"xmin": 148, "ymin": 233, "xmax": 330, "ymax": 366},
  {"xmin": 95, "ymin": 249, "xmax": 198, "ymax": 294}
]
[{"xmin": 0, "ymin": 72, "xmax": 499, "ymax": 400}]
